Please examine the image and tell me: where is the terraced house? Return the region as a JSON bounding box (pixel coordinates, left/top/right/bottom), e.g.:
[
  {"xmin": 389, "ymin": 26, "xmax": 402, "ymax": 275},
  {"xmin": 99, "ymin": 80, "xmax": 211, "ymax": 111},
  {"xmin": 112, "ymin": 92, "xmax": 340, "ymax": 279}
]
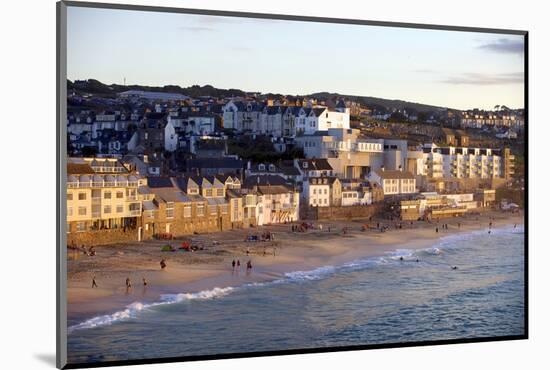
[{"xmin": 66, "ymin": 158, "xmax": 144, "ymax": 245}]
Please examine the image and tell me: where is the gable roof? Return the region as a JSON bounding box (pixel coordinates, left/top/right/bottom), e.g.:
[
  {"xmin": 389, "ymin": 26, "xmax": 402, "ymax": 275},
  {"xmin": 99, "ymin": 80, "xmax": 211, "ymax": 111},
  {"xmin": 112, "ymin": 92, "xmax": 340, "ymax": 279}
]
[
  {"xmin": 297, "ymin": 158, "xmax": 333, "ymax": 171},
  {"xmin": 377, "ymin": 170, "xmax": 415, "ymax": 180},
  {"xmin": 243, "ymin": 175, "xmax": 288, "ymax": 188}
]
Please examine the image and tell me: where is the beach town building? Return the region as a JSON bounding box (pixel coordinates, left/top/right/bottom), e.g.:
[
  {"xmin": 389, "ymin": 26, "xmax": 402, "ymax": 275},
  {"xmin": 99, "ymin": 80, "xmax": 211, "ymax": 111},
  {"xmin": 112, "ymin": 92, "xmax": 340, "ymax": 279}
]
[
  {"xmin": 222, "ymin": 101, "xmax": 350, "ymax": 137},
  {"xmin": 295, "ymin": 128, "xmax": 397, "ymax": 178},
  {"xmin": 368, "ymin": 169, "xmax": 417, "ymax": 196},
  {"xmin": 66, "ymin": 158, "xmax": 144, "ymax": 244},
  {"xmin": 460, "ymin": 110, "xmax": 525, "ymax": 130},
  {"xmin": 417, "ymin": 143, "xmax": 510, "ymax": 180},
  {"xmin": 246, "ymin": 161, "xmax": 303, "ymax": 185},
  {"xmin": 302, "ymin": 177, "xmax": 341, "ymax": 207},
  {"xmin": 185, "ymin": 157, "xmax": 245, "ymax": 177},
  {"xmin": 294, "ymin": 158, "xmax": 335, "ymax": 178},
  {"xmin": 253, "ymin": 185, "xmax": 300, "ymax": 225},
  {"xmin": 339, "ymin": 179, "xmax": 381, "ymax": 206}
]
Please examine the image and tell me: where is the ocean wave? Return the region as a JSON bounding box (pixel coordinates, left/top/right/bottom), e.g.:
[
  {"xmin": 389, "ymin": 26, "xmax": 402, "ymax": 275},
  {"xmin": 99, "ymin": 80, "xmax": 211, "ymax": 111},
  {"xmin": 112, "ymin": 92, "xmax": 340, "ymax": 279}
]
[
  {"xmin": 161, "ymin": 286, "xmax": 236, "ymax": 303},
  {"xmin": 68, "ymin": 302, "xmax": 151, "ymax": 332},
  {"xmin": 69, "ymin": 287, "xmax": 238, "ymax": 333}
]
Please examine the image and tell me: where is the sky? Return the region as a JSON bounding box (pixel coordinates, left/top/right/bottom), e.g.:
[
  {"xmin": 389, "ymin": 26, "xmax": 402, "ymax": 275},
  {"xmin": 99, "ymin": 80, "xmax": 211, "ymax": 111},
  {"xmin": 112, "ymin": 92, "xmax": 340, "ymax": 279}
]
[{"xmin": 67, "ymin": 6, "xmax": 525, "ymax": 110}]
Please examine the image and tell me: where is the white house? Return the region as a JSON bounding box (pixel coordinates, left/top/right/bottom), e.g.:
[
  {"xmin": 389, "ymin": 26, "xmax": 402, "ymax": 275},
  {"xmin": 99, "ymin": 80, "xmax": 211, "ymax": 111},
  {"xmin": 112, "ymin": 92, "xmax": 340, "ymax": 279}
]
[
  {"xmin": 369, "ymin": 169, "xmax": 417, "ymax": 196},
  {"xmin": 302, "ymin": 177, "xmax": 332, "ymax": 207},
  {"xmin": 255, "ymin": 185, "xmax": 300, "ymax": 225}
]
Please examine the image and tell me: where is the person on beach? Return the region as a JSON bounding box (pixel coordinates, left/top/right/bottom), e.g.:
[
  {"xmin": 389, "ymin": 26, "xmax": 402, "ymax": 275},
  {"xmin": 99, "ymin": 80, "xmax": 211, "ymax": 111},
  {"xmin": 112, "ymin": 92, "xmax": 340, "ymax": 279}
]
[
  {"xmin": 126, "ymin": 277, "xmax": 132, "ymax": 289},
  {"xmin": 237, "ymin": 260, "xmax": 241, "ymax": 268},
  {"xmin": 160, "ymin": 259, "xmax": 167, "ymax": 270},
  {"xmin": 514, "ymin": 224, "xmax": 517, "ymax": 229},
  {"xmin": 436, "ymin": 227, "xmax": 439, "ymax": 233},
  {"xmin": 246, "ymin": 247, "xmax": 250, "ymax": 256},
  {"xmin": 232, "ymin": 259, "xmax": 236, "ymax": 269},
  {"xmin": 246, "ymin": 260, "xmax": 252, "ymax": 270},
  {"xmin": 458, "ymin": 222, "xmax": 461, "ymax": 229},
  {"xmin": 142, "ymin": 277, "xmax": 147, "ymax": 286},
  {"xmin": 92, "ymin": 276, "xmax": 98, "ymax": 288}
]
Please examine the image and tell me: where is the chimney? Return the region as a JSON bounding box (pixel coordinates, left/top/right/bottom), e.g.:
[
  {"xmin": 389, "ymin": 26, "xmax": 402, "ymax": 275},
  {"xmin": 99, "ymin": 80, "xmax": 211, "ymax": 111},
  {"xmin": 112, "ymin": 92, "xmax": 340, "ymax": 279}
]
[{"xmin": 381, "ymin": 165, "xmax": 385, "ymax": 172}]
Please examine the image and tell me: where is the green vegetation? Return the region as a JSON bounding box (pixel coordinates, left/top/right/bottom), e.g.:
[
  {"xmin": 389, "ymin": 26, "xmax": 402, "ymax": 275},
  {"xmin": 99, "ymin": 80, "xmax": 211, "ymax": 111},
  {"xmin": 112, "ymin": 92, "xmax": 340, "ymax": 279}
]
[{"xmin": 227, "ymin": 136, "xmax": 303, "ymax": 162}]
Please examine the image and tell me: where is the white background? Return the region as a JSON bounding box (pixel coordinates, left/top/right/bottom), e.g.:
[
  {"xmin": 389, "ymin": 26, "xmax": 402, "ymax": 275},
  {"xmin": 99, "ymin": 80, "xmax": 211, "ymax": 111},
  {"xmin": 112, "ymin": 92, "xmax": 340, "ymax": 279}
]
[{"xmin": 0, "ymin": 0, "xmax": 547, "ymax": 369}]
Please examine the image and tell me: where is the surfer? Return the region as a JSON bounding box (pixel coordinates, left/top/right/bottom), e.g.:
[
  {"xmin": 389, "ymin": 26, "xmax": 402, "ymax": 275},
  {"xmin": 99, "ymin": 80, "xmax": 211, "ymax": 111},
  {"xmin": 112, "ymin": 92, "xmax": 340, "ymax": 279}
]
[
  {"xmin": 399, "ymin": 256, "xmax": 404, "ymax": 261},
  {"xmin": 160, "ymin": 259, "xmax": 167, "ymax": 270},
  {"xmin": 92, "ymin": 276, "xmax": 98, "ymax": 288},
  {"xmin": 451, "ymin": 266, "xmax": 458, "ymax": 270}
]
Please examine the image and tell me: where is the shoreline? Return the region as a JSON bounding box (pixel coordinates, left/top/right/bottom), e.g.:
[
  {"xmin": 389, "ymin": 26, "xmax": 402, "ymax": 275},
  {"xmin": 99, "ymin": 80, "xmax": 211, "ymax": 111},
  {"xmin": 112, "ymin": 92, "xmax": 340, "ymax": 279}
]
[{"xmin": 67, "ymin": 210, "xmax": 524, "ymax": 327}]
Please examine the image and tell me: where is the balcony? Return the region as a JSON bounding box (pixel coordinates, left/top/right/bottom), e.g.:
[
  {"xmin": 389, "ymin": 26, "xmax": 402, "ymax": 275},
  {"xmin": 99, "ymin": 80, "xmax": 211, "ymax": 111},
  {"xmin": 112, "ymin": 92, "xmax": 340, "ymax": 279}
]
[{"xmin": 129, "ymin": 210, "xmax": 141, "ymax": 216}]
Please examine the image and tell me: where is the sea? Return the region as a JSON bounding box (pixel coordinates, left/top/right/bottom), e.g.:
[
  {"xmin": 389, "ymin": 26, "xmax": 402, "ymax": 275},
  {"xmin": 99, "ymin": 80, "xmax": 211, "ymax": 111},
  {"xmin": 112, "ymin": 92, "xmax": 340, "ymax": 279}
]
[{"xmin": 67, "ymin": 225, "xmax": 525, "ymax": 365}]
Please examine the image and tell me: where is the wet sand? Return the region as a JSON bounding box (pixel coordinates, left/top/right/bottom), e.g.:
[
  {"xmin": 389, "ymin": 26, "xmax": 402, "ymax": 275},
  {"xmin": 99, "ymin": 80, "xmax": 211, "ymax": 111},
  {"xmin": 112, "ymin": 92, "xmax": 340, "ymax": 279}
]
[{"xmin": 67, "ymin": 210, "xmax": 524, "ymax": 323}]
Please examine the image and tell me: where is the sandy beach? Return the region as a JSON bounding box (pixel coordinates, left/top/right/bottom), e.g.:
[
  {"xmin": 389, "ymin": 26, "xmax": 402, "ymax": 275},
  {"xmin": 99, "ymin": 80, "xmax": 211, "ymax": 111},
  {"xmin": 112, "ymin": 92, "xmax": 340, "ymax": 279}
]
[{"xmin": 67, "ymin": 209, "xmax": 524, "ymax": 323}]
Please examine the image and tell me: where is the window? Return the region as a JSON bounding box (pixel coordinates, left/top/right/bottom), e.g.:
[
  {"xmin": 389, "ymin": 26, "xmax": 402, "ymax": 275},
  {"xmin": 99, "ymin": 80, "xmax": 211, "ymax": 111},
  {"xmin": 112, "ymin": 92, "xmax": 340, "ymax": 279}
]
[
  {"xmin": 165, "ymin": 202, "xmax": 175, "ymax": 218},
  {"xmin": 104, "ymin": 191, "xmax": 111, "ymax": 199},
  {"xmin": 76, "ymin": 222, "xmax": 86, "ymax": 232},
  {"xmin": 67, "ymin": 193, "xmax": 73, "ymax": 201},
  {"xmin": 205, "ymin": 189, "xmax": 213, "ymax": 197},
  {"xmin": 197, "ymin": 204, "xmax": 205, "ymax": 216},
  {"xmin": 67, "ymin": 207, "xmax": 73, "ymax": 217},
  {"xmin": 78, "ymin": 193, "xmax": 86, "ymax": 200},
  {"xmin": 104, "ymin": 205, "xmax": 111, "ymax": 214},
  {"xmin": 78, "ymin": 207, "xmax": 87, "ymax": 216},
  {"xmin": 216, "ymin": 189, "xmax": 224, "ymax": 197},
  {"xmin": 116, "ymin": 205, "xmax": 124, "ymax": 213},
  {"xmin": 221, "ymin": 204, "xmax": 228, "ymax": 214},
  {"xmin": 313, "ymin": 189, "xmax": 317, "ymax": 195},
  {"xmin": 183, "ymin": 206, "xmax": 191, "ymax": 218},
  {"xmin": 116, "ymin": 191, "xmax": 124, "ymax": 199},
  {"xmin": 210, "ymin": 205, "xmax": 217, "ymax": 215}
]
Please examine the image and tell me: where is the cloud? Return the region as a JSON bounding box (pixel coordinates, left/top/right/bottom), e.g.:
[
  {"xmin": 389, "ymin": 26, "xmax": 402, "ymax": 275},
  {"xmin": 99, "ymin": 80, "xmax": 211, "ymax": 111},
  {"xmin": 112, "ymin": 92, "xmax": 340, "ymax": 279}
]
[
  {"xmin": 478, "ymin": 38, "xmax": 524, "ymax": 54},
  {"xmin": 442, "ymin": 72, "xmax": 524, "ymax": 85}
]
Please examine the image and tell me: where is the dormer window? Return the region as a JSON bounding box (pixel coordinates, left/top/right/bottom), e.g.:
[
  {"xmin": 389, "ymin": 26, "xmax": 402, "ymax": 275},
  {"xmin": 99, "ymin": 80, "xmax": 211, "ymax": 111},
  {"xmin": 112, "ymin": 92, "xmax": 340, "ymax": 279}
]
[
  {"xmin": 259, "ymin": 164, "xmax": 266, "ymax": 171},
  {"xmin": 303, "ymin": 162, "xmax": 308, "ymax": 169},
  {"xmin": 268, "ymin": 164, "xmax": 275, "ymax": 172}
]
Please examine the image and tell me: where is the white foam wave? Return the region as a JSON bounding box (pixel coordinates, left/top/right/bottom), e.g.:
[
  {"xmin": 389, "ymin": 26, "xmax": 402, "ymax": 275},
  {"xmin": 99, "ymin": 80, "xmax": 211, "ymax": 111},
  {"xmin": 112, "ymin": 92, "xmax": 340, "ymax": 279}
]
[
  {"xmin": 68, "ymin": 301, "xmax": 151, "ymax": 332},
  {"xmin": 284, "ymin": 265, "xmax": 336, "ymax": 281},
  {"xmin": 69, "ymin": 287, "xmax": 238, "ymax": 333},
  {"xmin": 161, "ymin": 286, "xmax": 235, "ymax": 303}
]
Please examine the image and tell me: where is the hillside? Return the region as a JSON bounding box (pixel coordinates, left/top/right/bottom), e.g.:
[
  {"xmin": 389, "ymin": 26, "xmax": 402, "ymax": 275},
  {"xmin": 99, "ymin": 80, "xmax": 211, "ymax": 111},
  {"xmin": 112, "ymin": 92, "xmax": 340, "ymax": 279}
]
[{"xmin": 68, "ymin": 79, "xmax": 453, "ymax": 112}]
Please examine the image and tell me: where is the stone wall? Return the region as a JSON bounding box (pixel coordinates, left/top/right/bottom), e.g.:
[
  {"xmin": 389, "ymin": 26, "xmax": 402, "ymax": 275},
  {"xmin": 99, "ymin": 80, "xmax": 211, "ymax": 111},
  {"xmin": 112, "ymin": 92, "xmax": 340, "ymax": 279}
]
[
  {"xmin": 67, "ymin": 227, "xmax": 141, "ymax": 247},
  {"xmin": 305, "ymin": 203, "xmax": 383, "ymax": 221}
]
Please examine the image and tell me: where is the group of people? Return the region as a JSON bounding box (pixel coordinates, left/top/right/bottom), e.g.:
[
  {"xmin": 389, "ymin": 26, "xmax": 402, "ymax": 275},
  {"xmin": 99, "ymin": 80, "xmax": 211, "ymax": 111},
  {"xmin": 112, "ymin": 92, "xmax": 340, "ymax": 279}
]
[
  {"xmin": 231, "ymin": 259, "xmax": 253, "ymax": 271},
  {"xmin": 90, "ymin": 276, "xmax": 148, "ymax": 289}
]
